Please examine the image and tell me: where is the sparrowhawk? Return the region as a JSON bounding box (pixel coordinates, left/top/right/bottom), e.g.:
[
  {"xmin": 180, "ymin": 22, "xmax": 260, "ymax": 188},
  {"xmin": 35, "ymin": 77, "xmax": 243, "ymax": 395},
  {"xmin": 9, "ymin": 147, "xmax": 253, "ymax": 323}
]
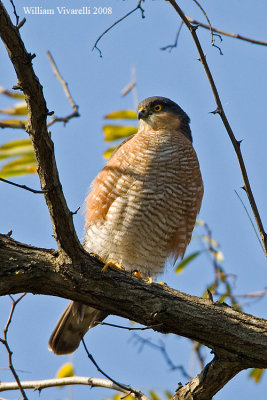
[{"xmin": 49, "ymin": 96, "xmax": 204, "ymax": 354}]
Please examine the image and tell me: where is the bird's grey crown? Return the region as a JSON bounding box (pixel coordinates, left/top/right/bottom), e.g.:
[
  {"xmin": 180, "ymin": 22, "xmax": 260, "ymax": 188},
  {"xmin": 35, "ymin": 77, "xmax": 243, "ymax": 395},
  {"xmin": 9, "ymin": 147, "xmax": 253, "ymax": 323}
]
[{"xmin": 138, "ymin": 96, "xmax": 192, "ymax": 142}]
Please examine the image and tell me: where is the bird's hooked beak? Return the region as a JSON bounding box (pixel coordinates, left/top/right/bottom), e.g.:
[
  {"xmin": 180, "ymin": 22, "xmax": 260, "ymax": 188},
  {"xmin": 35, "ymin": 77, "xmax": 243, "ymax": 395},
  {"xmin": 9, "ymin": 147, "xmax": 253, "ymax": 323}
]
[{"xmin": 138, "ymin": 108, "xmax": 150, "ymax": 120}]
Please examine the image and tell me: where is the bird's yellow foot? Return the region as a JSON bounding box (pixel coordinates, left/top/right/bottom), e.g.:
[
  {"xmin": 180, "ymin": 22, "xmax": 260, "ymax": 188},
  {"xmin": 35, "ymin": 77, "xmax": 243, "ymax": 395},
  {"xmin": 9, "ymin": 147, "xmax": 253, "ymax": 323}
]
[
  {"xmin": 102, "ymin": 261, "xmax": 123, "ymax": 273},
  {"xmin": 133, "ymin": 271, "xmax": 153, "ymax": 284},
  {"xmin": 90, "ymin": 253, "xmax": 105, "ymax": 263}
]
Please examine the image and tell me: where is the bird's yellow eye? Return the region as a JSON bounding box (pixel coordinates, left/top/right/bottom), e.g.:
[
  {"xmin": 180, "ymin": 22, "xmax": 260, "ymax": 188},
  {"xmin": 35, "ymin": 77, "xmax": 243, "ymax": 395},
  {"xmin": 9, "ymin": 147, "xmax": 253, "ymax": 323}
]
[{"xmin": 153, "ymin": 104, "xmax": 162, "ymax": 112}]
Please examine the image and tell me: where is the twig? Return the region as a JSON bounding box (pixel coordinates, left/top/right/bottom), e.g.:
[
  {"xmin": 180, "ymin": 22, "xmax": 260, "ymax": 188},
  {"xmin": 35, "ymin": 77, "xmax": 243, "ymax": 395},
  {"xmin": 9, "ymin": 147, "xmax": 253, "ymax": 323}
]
[
  {"xmin": 0, "ymin": 376, "xmax": 147, "ymax": 394},
  {"xmin": 9, "ymin": 0, "xmax": 19, "ymax": 26},
  {"xmin": 191, "ymin": 0, "xmax": 215, "ymax": 48},
  {"xmin": 0, "ymin": 177, "xmax": 48, "ymax": 194},
  {"xmin": 186, "ymin": 15, "xmax": 267, "ymax": 47},
  {"xmin": 81, "ymin": 339, "xmax": 149, "ymax": 399},
  {"xmin": 161, "ymin": 21, "xmax": 183, "ymax": 52},
  {"xmin": 167, "ymin": 0, "xmax": 267, "ymax": 257},
  {"xmin": 215, "ymin": 288, "xmax": 267, "ymax": 299},
  {"xmin": 46, "ymin": 111, "xmax": 79, "ymax": 127},
  {"xmin": 46, "ymin": 50, "xmax": 79, "ymax": 117},
  {"xmin": 0, "ymin": 294, "xmax": 28, "ymax": 400},
  {"xmin": 235, "ymin": 190, "xmax": 264, "ymax": 253},
  {"xmin": 130, "ymin": 334, "xmax": 192, "ymax": 380},
  {"xmin": 92, "ymin": 0, "xmax": 145, "ymax": 57},
  {"xmin": 96, "ymin": 321, "xmax": 162, "ymax": 331}
]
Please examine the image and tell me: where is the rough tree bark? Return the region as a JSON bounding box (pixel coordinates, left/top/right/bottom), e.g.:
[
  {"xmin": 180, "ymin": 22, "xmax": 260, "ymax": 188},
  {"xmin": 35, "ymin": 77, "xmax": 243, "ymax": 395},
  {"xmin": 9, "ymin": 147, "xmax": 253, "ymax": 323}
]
[{"xmin": 0, "ymin": 2, "xmax": 266, "ymax": 399}]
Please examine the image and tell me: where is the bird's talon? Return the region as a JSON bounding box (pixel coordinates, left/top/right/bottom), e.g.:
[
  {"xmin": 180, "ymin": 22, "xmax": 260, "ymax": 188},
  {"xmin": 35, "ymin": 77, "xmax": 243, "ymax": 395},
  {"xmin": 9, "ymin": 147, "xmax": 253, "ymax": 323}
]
[
  {"xmin": 102, "ymin": 261, "xmax": 123, "ymax": 273},
  {"xmin": 90, "ymin": 253, "xmax": 105, "ymax": 263},
  {"xmin": 133, "ymin": 271, "xmax": 153, "ymax": 284}
]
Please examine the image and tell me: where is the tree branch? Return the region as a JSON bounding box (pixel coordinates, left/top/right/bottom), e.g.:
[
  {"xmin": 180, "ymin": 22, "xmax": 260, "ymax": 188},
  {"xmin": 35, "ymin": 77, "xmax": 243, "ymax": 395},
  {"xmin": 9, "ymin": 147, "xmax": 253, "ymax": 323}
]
[
  {"xmin": 0, "ymin": 234, "xmax": 267, "ymax": 370},
  {"xmin": 0, "ymin": 1, "xmax": 83, "ymax": 259},
  {"xmin": 186, "ymin": 16, "xmax": 267, "ymax": 47},
  {"xmin": 167, "ymin": 0, "xmax": 267, "ymax": 257},
  {"xmin": 172, "ymin": 355, "xmax": 242, "ymax": 400},
  {"xmin": 0, "ymin": 376, "xmax": 150, "ymax": 399}
]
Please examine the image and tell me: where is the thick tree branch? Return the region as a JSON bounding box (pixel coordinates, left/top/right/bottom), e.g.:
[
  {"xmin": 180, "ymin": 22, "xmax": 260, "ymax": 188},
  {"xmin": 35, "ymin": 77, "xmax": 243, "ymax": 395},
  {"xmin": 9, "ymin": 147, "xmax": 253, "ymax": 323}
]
[
  {"xmin": 0, "ymin": 1, "xmax": 83, "ymax": 259},
  {"xmin": 1, "ymin": 234, "xmax": 267, "ymax": 371},
  {"xmin": 173, "ymin": 356, "xmax": 242, "ymax": 400}
]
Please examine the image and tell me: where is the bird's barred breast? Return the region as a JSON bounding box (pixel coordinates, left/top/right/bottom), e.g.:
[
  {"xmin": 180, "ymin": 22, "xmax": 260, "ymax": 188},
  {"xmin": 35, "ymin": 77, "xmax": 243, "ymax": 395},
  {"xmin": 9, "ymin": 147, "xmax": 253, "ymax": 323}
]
[{"xmin": 84, "ymin": 129, "xmax": 203, "ymax": 276}]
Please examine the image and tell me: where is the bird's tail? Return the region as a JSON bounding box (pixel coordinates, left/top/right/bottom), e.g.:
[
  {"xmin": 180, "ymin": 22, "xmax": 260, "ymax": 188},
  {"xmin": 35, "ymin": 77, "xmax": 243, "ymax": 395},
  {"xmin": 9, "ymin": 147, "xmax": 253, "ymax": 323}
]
[{"xmin": 48, "ymin": 301, "xmax": 107, "ymax": 354}]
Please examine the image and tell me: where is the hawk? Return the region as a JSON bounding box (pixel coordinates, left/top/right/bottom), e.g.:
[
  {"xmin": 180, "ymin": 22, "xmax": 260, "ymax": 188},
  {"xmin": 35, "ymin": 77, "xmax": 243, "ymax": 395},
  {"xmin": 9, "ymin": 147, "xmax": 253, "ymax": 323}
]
[{"xmin": 49, "ymin": 96, "xmax": 204, "ymax": 354}]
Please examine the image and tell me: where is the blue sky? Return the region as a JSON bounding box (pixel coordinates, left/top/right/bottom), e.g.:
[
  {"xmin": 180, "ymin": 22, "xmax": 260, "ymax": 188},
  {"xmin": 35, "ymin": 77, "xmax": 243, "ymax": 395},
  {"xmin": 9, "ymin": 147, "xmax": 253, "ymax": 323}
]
[{"xmin": 0, "ymin": 1, "xmax": 267, "ymax": 399}]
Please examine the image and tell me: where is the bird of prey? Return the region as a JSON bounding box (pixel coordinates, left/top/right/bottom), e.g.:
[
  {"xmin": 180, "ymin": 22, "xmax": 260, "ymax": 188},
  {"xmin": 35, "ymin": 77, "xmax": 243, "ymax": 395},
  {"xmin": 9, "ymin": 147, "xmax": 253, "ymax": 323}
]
[{"xmin": 49, "ymin": 96, "xmax": 204, "ymax": 354}]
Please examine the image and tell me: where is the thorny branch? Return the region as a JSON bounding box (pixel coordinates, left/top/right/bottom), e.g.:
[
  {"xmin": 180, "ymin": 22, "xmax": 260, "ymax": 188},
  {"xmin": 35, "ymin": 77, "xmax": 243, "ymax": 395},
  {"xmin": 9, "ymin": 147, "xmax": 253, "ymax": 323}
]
[
  {"xmin": 0, "ymin": 294, "xmax": 28, "ymax": 400},
  {"xmin": 167, "ymin": 0, "xmax": 267, "ymax": 257},
  {"xmin": 92, "ymin": 0, "xmax": 145, "ymax": 57},
  {"xmin": 0, "ymin": 376, "xmax": 149, "ymax": 398}
]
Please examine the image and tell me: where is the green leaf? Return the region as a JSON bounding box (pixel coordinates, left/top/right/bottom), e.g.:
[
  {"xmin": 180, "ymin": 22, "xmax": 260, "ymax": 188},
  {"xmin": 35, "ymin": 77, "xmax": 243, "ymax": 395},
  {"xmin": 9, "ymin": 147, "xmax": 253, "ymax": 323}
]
[
  {"xmin": 105, "ymin": 110, "xmax": 137, "ymax": 119},
  {"xmin": 175, "ymin": 251, "xmax": 202, "ymax": 274},
  {"xmin": 0, "ymin": 101, "xmax": 28, "ymax": 115},
  {"xmin": 103, "ymin": 146, "xmax": 117, "ymax": 159},
  {"xmin": 0, "ymin": 86, "xmax": 25, "ymax": 99},
  {"xmin": 0, "ymin": 139, "xmax": 34, "ymax": 161},
  {"xmin": 0, "ymin": 119, "xmax": 26, "ymax": 127},
  {"xmin": 249, "ymin": 368, "xmax": 264, "ymax": 383},
  {"xmin": 0, "ymin": 155, "xmax": 37, "ymax": 178},
  {"xmin": 103, "ymin": 125, "xmax": 137, "ymax": 142},
  {"xmin": 165, "ymin": 391, "xmax": 172, "ymax": 399},
  {"xmin": 149, "ymin": 391, "xmax": 161, "ymax": 400}
]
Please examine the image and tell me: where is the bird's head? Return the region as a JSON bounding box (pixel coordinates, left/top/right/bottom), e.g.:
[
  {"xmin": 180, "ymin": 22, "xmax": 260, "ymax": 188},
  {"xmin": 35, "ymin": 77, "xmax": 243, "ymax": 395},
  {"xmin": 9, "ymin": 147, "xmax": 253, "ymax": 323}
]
[{"xmin": 137, "ymin": 96, "xmax": 192, "ymax": 142}]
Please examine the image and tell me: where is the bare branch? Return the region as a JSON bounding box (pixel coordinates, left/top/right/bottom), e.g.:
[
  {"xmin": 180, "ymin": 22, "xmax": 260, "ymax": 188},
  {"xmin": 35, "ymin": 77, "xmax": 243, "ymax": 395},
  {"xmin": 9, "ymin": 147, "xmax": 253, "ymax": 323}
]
[
  {"xmin": 9, "ymin": 0, "xmax": 19, "ymax": 26},
  {"xmin": 95, "ymin": 321, "xmax": 162, "ymax": 331},
  {"xmin": 0, "ymin": 177, "xmax": 48, "ymax": 194},
  {"xmin": 131, "ymin": 334, "xmax": 191, "ymax": 380},
  {"xmin": 82, "ymin": 339, "xmax": 150, "ymax": 399},
  {"xmin": 167, "ymin": 0, "xmax": 267, "ymax": 256},
  {"xmin": 191, "ymin": 0, "xmax": 217, "ymax": 50},
  {"xmin": 0, "ymin": 376, "xmax": 149, "ymax": 398},
  {"xmin": 161, "ymin": 21, "xmax": 184, "ymax": 52},
  {"xmin": 92, "ymin": 0, "xmax": 145, "ymax": 57},
  {"xmin": 0, "ymin": 294, "xmax": 28, "ymax": 400},
  {"xmin": 46, "ymin": 50, "xmax": 79, "ymax": 115},
  {"xmin": 186, "ymin": 15, "xmax": 267, "ymax": 47}
]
